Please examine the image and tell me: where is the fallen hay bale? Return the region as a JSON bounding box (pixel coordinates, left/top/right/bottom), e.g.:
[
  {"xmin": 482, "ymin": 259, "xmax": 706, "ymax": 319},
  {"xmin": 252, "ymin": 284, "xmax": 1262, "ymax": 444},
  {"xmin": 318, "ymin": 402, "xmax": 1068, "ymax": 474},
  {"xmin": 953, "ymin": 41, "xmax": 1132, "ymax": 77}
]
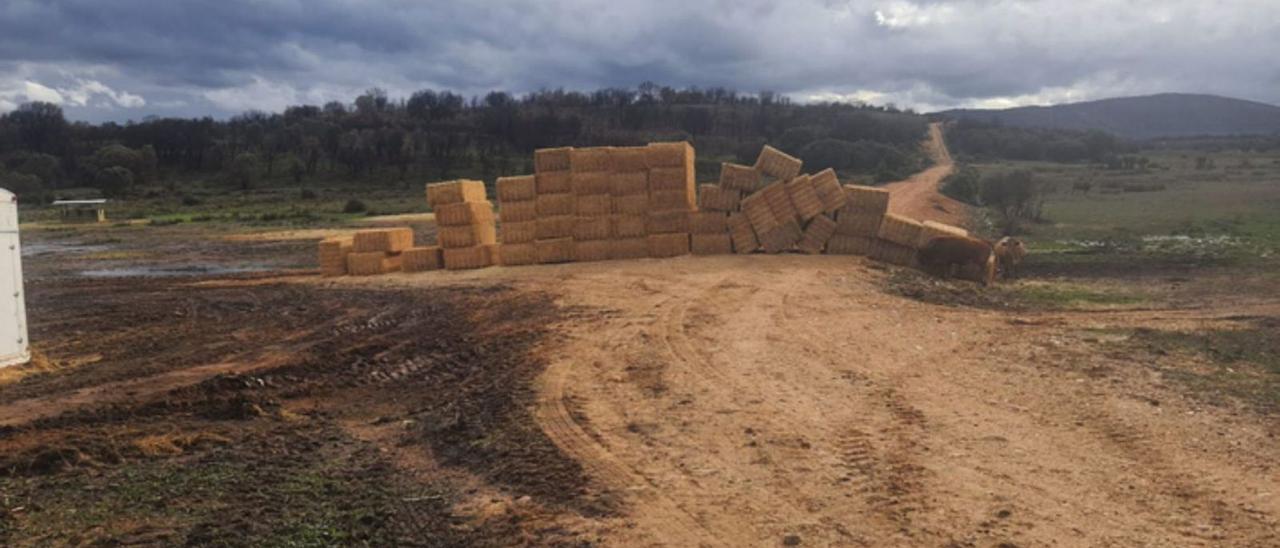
[
  {"xmin": 691, "ymin": 233, "xmax": 733, "ymax": 255},
  {"xmin": 574, "ymin": 239, "xmax": 611, "ymax": 262},
  {"xmin": 785, "ymin": 175, "xmax": 823, "ymax": 222},
  {"xmin": 877, "ymin": 213, "xmax": 924, "ymax": 248},
  {"xmin": 437, "ymin": 223, "xmax": 496, "ymax": 248},
  {"xmin": 811, "ymin": 169, "xmax": 846, "ymax": 214},
  {"xmin": 434, "ymin": 201, "xmax": 494, "ymax": 226},
  {"xmin": 797, "ymin": 214, "xmax": 837, "ymax": 254},
  {"xmin": 535, "ymin": 216, "xmax": 575, "ymax": 240},
  {"xmin": 535, "ymin": 170, "xmax": 572, "ymax": 194},
  {"xmin": 826, "ymin": 235, "xmax": 875, "ymax": 256},
  {"xmin": 698, "ymin": 184, "xmax": 741, "ymax": 212},
  {"xmin": 727, "ymin": 212, "xmax": 759, "ymax": 254},
  {"xmin": 648, "ymin": 232, "xmax": 690, "ymax": 258},
  {"xmin": 500, "ymin": 220, "xmax": 537, "ymax": 244},
  {"xmin": 353, "ymin": 227, "xmax": 414, "ymax": 253},
  {"xmin": 758, "ymin": 220, "xmax": 802, "ymax": 254},
  {"xmin": 869, "ymin": 238, "xmax": 918, "ymax": 267},
  {"xmin": 426, "ymin": 179, "xmax": 487, "ymax": 207},
  {"xmin": 915, "ymin": 220, "xmax": 969, "ymax": 249},
  {"xmin": 496, "ymin": 175, "xmax": 536, "ymax": 202},
  {"xmin": 536, "ymin": 237, "xmax": 575, "ymax": 264},
  {"xmin": 690, "ymin": 211, "xmax": 729, "ymax": 234},
  {"xmin": 755, "ymin": 145, "xmax": 802, "ymax": 180},
  {"xmin": 762, "ymin": 182, "xmax": 799, "ymax": 225},
  {"xmin": 347, "ymin": 251, "xmax": 402, "ymax": 276},
  {"xmin": 843, "ymin": 184, "xmax": 890, "ymax": 216},
  {"xmin": 402, "ymin": 246, "xmax": 443, "ymax": 272},
  {"xmin": 534, "ymin": 147, "xmax": 572, "ymax": 172},
  {"xmin": 500, "ymin": 200, "xmax": 537, "ymax": 223},
  {"xmin": 612, "ymin": 214, "xmax": 647, "ymax": 238},
  {"xmin": 497, "ymin": 243, "xmax": 537, "ymax": 266},
  {"xmin": 443, "ymin": 245, "xmax": 492, "ymax": 270},
  {"xmin": 720, "ymin": 162, "xmax": 761, "ymax": 193}
]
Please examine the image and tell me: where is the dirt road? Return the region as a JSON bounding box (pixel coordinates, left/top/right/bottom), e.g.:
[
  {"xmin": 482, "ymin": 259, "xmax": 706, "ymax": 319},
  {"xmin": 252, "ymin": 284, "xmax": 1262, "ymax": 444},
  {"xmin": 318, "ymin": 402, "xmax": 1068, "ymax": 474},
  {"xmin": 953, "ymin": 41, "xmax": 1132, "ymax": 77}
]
[
  {"xmin": 512, "ymin": 256, "xmax": 1279, "ymax": 546},
  {"xmin": 883, "ymin": 122, "xmax": 971, "ymax": 226}
]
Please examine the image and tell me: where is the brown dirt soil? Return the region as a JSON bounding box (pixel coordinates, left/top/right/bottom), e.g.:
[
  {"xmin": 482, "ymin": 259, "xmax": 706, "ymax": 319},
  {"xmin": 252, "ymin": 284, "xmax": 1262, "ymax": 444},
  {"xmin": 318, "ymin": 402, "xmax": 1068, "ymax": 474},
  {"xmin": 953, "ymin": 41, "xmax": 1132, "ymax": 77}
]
[{"xmin": 884, "ymin": 122, "xmax": 971, "ymax": 227}]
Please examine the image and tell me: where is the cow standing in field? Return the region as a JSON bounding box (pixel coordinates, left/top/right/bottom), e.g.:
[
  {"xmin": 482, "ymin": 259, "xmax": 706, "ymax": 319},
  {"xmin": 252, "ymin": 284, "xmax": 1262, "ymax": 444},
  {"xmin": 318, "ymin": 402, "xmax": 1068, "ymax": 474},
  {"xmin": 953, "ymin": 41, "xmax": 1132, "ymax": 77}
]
[
  {"xmin": 917, "ymin": 236, "xmax": 997, "ymax": 286},
  {"xmin": 993, "ymin": 237, "xmax": 1028, "ymax": 279}
]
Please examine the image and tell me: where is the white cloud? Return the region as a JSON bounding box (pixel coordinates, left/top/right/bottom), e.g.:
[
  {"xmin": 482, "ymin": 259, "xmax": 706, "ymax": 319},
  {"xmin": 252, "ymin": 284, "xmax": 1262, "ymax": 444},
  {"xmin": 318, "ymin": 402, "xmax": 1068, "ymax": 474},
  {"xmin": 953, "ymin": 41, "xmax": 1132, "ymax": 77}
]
[{"xmin": 22, "ymin": 81, "xmax": 63, "ymax": 103}]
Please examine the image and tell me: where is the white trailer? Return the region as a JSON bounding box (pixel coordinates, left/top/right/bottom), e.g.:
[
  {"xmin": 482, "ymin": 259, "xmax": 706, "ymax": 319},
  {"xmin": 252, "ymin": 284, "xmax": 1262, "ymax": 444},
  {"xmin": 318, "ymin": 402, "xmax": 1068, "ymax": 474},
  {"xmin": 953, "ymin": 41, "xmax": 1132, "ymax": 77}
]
[{"xmin": 0, "ymin": 189, "xmax": 29, "ymax": 368}]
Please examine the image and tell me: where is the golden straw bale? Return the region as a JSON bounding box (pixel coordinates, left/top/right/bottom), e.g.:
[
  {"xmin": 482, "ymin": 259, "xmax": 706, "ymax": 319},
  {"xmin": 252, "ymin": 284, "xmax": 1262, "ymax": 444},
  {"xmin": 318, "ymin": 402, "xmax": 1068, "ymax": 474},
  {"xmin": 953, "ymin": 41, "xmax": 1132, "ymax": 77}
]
[
  {"xmin": 534, "ymin": 147, "xmax": 572, "ymax": 172},
  {"xmin": 611, "ymin": 214, "xmax": 647, "ymax": 238},
  {"xmin": 572, "ymin": 172, "xmax": 612, "ymax": 196},
  {"xmin": 915, "ymin": 220, "xmax": 970, "ymax": 249},
  {"xmin": 647, "ymin": 233, "xmax": 690, "ymax": 258},
  {"xmin": 691, "ymin": 233, "xmax": 733, "ymax": 255},
  {"xmin": 698, "ymin": 184, "xmax": 741, "ymax": 212},
  {"xmin": 536, "ymin": 193, "xmax": 576, "ymax": 217},
  {"xmin": 574, "ymin": 239, "xmax": 611, "ymax": 262},
  {"xmin": 826, "ymin": 235, "xmax": 875, "ymax": 256},
  {"xmin": 437, "ymin": 223, "xmax": 496, "ymax": 248},
  {"xmin": 843, "ymin": 184, "xmax": 891, "ymax": 215},
  {"xmin": 877, "ymin": 213, "xmax": 925, "ymax": 248},
  {"xmin": 500, "ymin": 220, "xmax": 537, "ymax": 244},
  {"xmin": 536, "ymin": 170, "xmax": 571, "ymax": 194},
  {"xmin": 727, "ymin": 212, "xmax": 759, "ymax": 254},
  {"xmin": 869, "ymin": 238, "xmax": 918, "ymax": 267},
  {"xmin": 535, "ymin": 215, "xmax": 575, "ymax": 240},
  {"xmin": 811, "ymin": 169, "xmax": 846, "ymax": 214},
  {"xmin": 496, "ymin": 175, "xmax": 536, "ymax": 202},
  {"xmin": 573, "ymin": 216, "xmax": 611, "ymax": 241},
  {"xmin": 570, "ymin": 147, "xmax": 612, "ymax": 173},
  {"xmin": 646, "ymin": 210, "xmax": 691, "ymax": 234},
  {"xmin": 500, "ymin": 200, "xmax": 537, "ymax": 223},
  {"xmin": 650, "ymin": 189, "xmax": 694, "ymax": 211},
  {"xmin": 720, "ymin": 162, "xmax": 761, "ymax": 193},
  {"xmin": 576, "ymin": 194, "xmax": 612, "ymax": 216},
  {"xmin": 785, "ymin": 175, "xmax": 823, "ymax": 221},
  {"xmin": 346, "ymin": 251, "xmax": 400, "ymax": 276},
  {"xmin": 797, "ymin": 214, "xmax": 837, "ymax": 255},
  {"xmin": 353, "ymin": 227, "xmax": 414, "ymax": 253},
  {"xmin": 645, "ymin": 141, "xmax": 694, "ymax": 168},
  {"xmin": 497, "ymin": 243, "xmax": 538, "ymax": 266},
  {"xmin": 318, "ymin": 237, "xmax": 353, "ymax": 276},
  {"xmin": 612, "ymin": 193, "xmax": 648, "ymax": 214},
  {"xmin": 443, "ymin": 245, "xmax": 492, "ymax": 270},
  {"xmin": 434, "ymin": 201, "xmax": 494, "ymax": 226},
  {"xmin": 610, "ymin": 171, "xmax": 649, "ymax": 196},
  {"xmin": 536, "ymin": 238, "xmax": 575, "ymax": 264},
  {"xmin": 610, "ymin": 147, "xmax": 648, "ymax": 172},
  {"xmin": 610, "ymin": 238, "xmax": 649, "ymax": 260},
  {"xmin": 689, "ymin": 211, "xmax": 729, "ymax": 234},
  {"xmin": 834, "ymin": 209, "xmax": 883, "ymax": 237},
  {"xmin": 761, "ymin": 182, "xmax": 799, "ymax": 225},
  {"xmin": 758, "ymin": 220, "xmax": 802, "ymax": 254},
  {"xmin": 402, "ymin": 246, "xmax": 443, "ymax": 272},
  {"xmin": 755, "ymin": 145, "xmax": 802, "ymax": 180},
  {"xmin": 740, "ymin": 192, "xmax": 778, "ymax": 233},
  {"xmin": 426, "ymin": 179, "xmax": 486, "ymax": 206}
]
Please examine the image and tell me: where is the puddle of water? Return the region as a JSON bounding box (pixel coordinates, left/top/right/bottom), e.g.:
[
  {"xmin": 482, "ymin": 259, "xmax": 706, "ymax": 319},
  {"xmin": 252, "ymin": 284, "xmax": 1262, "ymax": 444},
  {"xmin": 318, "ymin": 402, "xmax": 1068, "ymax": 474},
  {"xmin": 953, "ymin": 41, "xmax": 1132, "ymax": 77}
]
[{"xmin": 78, "ymin": 265, "xmax": 269, "ymax": 278}]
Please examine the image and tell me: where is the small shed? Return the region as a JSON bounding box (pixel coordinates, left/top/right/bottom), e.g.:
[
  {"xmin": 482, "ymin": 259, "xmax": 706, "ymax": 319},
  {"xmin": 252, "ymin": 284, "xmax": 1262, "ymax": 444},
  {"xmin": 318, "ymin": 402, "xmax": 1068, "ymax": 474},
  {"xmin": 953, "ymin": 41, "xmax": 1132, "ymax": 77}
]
[{"xmin": 51, "ymin": 199, "xmax": 108, "ymax": 223}]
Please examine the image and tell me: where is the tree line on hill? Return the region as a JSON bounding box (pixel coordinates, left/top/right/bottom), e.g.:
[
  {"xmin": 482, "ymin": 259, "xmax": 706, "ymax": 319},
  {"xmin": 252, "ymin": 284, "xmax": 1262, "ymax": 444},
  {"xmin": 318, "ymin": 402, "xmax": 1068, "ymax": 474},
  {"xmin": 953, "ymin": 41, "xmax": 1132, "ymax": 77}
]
[
  {"xmin": 942, "ymin": 118, "xmax": 1135, "ymax": 164},
  {"xmin": 0, "ymin": 84, "xmax": 930, "ymax": 202}
]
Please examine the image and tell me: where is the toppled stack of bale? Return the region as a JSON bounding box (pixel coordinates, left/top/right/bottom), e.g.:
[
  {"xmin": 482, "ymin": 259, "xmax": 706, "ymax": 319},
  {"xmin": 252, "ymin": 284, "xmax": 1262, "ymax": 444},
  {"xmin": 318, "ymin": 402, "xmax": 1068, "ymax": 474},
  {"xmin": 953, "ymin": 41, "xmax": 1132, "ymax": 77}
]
[
  {"xmin": 646, "ymin": 142, "xmax": 697, "ymax": 258},
  {"xmin": 318, "ymin": 236, "xmax": 353, "ymax": 276},
  {"xmin": 427, "ymin": 179, "xmax": 497, "ymax": 270},
  {"xmin": 495, "ymin": 174, "xmax": 539, "ymax": 266},
  {"xmin": 688, "ymin": 161, "xmax": 745, "ymax": 255},
  {"xmin": 347, "ymin": 227, "xmax": 413, "ymax": 275},
  {"xmin": 828, "ymin": 184, "xmax": 890, "ymax": 256},
  {"xmin": 533, "ymin": 147, "xmax": 576, "ymax": 264}
]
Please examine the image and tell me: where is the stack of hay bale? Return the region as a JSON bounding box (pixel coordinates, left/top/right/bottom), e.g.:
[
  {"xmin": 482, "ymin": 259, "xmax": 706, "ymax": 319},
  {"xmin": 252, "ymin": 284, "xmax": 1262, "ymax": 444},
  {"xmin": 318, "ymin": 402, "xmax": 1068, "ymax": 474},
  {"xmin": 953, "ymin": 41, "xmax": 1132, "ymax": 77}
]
[
  {"xmin": 495, "ymin": 174, "xmax": 539, "ymax": 266},
  {"xmin": 719, "ymin": 163, "xmax": 762, "ymax": 253},
  {"xmin": 347, "ymin": 228, "xmax": 413, "ymax": 275},
  {"xmin": 318, "ymin": 236, "xmax": 353, "ymax": 276},
  {"xmin": 873, "ymin": 213, "xmax": 923, "ymax": 267},
  {"xmin": 534, "ymin": 147, "xmax": 576, "ymax": 264},
  {"xmin": 796, "ymin": 168, "xmax": 846, "ymax": 254},
  {"xmin": 645, "ymin": 142, "xmax": 697, "ymax": 258},
  {"xmin": 572, "ymin": 147, "xmax": 621, "ymax": 262},
  {"xmin": 689, "ymin": 160, "xmax": 742, "ymax": 255},
  {"xmin": 828, "ymin": 184, "xmax": 890, "ymax": 256},
  {"xmin": 609, "ymin": 147, "xmax": 651, "ymax": 260},
  {"xmin": 427, "ymin": 179, "xmax": 497, "ymax": 270}
]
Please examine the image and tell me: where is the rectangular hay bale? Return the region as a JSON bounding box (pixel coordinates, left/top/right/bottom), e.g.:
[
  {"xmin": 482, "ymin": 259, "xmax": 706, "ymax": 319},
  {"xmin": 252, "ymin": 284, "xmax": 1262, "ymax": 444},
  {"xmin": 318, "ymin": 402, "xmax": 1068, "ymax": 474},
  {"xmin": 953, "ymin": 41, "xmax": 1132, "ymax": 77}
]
[
  {"xmin": 755, "ymin": 145, "xmax": 802, "ymax": 180},
  {"xmin": 434, "ymin": 200, "xmax": 494, "ymax": 226},
  {"xmin": 500, "ymin": 220, "xmax": 538, "ymax": 244},
  {"xmin": 346, "ymin": 251, "xmax": 401, "ymax": 276},
  {"xmin": 437, "ymin": 223, "xmax": 496, "ymax": 249},
  {"xmin": 402, "ymin": 246, "xmax": 443, "ymax": 272},
  {"xmin": 497, "ymin": 242, "xmax": 538, "ymax": 266},
  {"xmin": 915, "ymin": 220, "xmax": 970, "ymax": 249},
  {"xmin": 536, "ymin": 215, "xmax": 576, "ymax": 240},
  {"xmin": 496, "ymin": 175, "xmax": 537, "ymax": 202},
  {"xmin": 536, "ymin": 170, "xmax": 572, "ymax": 194},
  {"xmin": 762, "ymin": 182, "xmax": 799, "ymax": 225},
  {"xmin": 353, "ymin": 227, "xmax": 415, "ymax": 253},
  {"xmin": 797, "ymin": 214, "xmax": 837, "ymax": 254},
  {"xmin": 648, "ymin": 166, "xmax": 695, "ymax": 192},
  {"xmin": 426, "ymin": 179, "xmax": 487, "ymax": 207},
  {"xmin": 720, "ymin": 163, "xmax": 761, "ymax": 193},
  {"xmin": 610, "ymin": 171, "xmax": 649, "ymax": 196},
  {"xmin": 574, "ymin": 239, "xmax": 612, "ymax": 262},
  {"xmin": 698, "ymin": 184, "xmax": 741, "ymax": 212},
  {"xmin": 758, "ymin": 221, "xmax": 802, "ymax": 254},
  {"xmin": 647, "ymin": 210, "xmax": 691, "ymax": 234},
  {"xmin": 650, "ymin": 189, "xmax": 695, "ymax": 211},
  {"xmin": 869, "ymin": 238, "xmax": 918, "ymax": 267},
  {"xmin": 834, "ymin": 209, "xmax": 883, "ymax": 237},
  {"xmin": 535, "ymin": 237, "xmax": 575, "ymax": 264},
  {"xmin": 727, "ymin": 212, "xmax": 759, "ymax": 254},
  {"xmin": 500, "ymin": 200, "xmax": 538, "ymax": 223},
  {"xmin": 647, "ymin": 233, "xmax": 690, "ymax": 258},
  {"xmin": 740, "ymin": 192, "xmax": 779, "ymax": 233},
  {"xmin": 443, "ymin": 245, "xmax": 492, "ymax": 270},
  {"xmin": 844, "ymin": 184, "xmax": 891, "ymax": 215},
  {"xmin": 612, "ymin": 214, "xmax": 647, "ymax": 238},
  {"xmin": 574, "ymin": 216, "xmax": 611, "ymax": 241},
  {"xmin": 535, "ymin": 147, "xmax": 572, "ymax": 172},
  {"xmin": 536, "ymin": 193, "xmax": 576, "ymax": 217},
  {"xmin": 646, "ymin": 141, "xmax": 694, "ymax": 168},
  {"xmin": 572, "ymin": 172, "xmax": 612, "ymax": 196},
  {"xmin": 570, "ymin": 147, "xmax": 612, "ymax": 173},
  {"xmin": 318, "ymin": 237, "xmax": 353, "ymax": 276},
  {"xmin": 826, "ymin": 235, "xmax": 875, "ymax": 256},
  {"xmin": 576, "ymin": 193, "xmax": 612, "ymax": 216},
  {"xmin": 877, "ymin": 213, "xmax": 925, "ymax": 248},
  {"xmin": 610, "ymin": 147, "xmax": 648, "ymax": 172},
  {"xmin": 785, "ymin": 175, "xmax": 823, "ymax": 221},
  {"xmin": 689, "ymin": 211, "xmax": 729, "ymax": 234},
  {"xmin": 691, "ymin": 233, "xmax": 733, "ymax": 256},
  {"xmin": 811, "ymin": 169, "xmax": 846, "ymax": 214},
  {"xmin": 612, "ymin": 193, "xmax": 648, "ymax": 214},
  {"xmin": 610, "ymin": 238, "xmax": 649, "ymax": 260}
]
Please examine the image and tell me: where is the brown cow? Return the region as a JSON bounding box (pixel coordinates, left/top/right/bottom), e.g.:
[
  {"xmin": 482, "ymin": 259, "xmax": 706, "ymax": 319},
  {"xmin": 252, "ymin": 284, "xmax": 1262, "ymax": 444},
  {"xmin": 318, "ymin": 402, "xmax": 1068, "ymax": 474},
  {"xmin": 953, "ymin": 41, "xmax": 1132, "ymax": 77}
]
[
  {"xmin": 993, "ymin": 237, "xmax": 1028, "ymax": 279},
  {"xmin": 917, "ymin": 235, "xmax": 996, "ymax": 286}
]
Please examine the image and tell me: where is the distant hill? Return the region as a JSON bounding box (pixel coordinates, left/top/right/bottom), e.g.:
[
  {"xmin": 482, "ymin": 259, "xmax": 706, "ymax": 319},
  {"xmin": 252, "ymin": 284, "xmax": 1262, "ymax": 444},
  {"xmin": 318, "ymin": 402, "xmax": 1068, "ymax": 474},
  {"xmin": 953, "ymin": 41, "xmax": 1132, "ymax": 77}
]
[{"xmin": 935, "ymin": 93, "xmax": 1280, "ymax": 139}]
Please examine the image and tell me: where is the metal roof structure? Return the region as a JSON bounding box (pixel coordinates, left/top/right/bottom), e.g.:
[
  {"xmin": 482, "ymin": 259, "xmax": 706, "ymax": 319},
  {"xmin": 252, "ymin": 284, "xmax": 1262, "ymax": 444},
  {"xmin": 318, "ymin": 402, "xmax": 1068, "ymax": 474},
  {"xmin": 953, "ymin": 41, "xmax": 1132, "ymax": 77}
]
[{"xmin": 51, "ymin": 199, "xmax": 108, "ymax": 206}]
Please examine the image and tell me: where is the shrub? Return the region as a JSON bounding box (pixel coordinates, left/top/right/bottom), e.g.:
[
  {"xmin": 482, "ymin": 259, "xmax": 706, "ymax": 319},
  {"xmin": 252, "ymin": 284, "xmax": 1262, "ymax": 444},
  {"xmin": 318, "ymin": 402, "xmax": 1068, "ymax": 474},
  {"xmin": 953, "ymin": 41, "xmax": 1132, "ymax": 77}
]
[
  {"xmin": 300, "ymin": 188, "xmax": 318, "ymax": 200},
  {"xmin": 941, "ymin": 165, "xmax": 982, "ymax": 205},
  {"xmin": 343, "ymin": 199, "xmax": 367, "ymax": 214},
  {"xmin": 181, "ymin": 194, "xmax": 202, "ymax": 206}
]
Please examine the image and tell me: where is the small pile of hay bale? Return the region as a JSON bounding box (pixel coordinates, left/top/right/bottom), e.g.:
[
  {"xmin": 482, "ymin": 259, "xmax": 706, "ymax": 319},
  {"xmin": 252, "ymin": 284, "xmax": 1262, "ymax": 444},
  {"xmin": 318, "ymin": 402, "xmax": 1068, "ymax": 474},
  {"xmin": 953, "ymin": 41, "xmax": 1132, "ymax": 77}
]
[
  {"xmin": 347, "ymin": 227, "xmax": 414, "ymax": 276},
  {"xmin": 428, "ymin": 179, "xmax": 496, "ymax": 270}
]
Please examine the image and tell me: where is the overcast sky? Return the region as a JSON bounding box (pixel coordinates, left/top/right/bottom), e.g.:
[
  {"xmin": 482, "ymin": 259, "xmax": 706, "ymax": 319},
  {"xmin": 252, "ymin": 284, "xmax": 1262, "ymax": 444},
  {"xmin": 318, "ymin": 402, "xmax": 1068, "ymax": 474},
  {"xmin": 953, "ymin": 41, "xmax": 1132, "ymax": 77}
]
[{"xmin": 2, "ymin": 0, "xmax": 1278, "ymax": 122}]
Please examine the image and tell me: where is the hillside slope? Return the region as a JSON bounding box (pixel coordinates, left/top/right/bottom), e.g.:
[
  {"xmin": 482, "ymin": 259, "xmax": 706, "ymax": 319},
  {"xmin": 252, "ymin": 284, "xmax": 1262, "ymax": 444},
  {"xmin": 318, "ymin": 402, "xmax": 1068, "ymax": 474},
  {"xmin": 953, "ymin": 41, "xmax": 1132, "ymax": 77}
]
[{"xmin": 937, "ymin": 93, "xmax": 1280, "ymax": 139}]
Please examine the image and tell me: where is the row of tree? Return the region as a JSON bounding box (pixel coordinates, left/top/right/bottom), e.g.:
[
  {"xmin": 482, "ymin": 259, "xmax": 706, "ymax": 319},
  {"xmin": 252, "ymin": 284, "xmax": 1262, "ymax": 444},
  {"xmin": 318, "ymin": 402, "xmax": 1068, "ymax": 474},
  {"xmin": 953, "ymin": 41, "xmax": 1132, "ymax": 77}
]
[
  {"xmin": 942, "ymin": 118, "xmax": 1133, "ymax": 163},
  {"xmin": 0, "ymin": 84, "xmax": 931, "ymax": 201}
]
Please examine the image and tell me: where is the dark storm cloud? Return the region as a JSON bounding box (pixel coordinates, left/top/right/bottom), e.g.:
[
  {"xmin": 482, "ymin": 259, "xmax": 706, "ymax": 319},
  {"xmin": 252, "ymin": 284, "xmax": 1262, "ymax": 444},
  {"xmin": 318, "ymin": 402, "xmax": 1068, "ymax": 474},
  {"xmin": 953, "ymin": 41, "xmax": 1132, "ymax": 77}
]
[{"xmin": 1, "ymin": 0, "xmax": 1278, "ymax": 120}]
